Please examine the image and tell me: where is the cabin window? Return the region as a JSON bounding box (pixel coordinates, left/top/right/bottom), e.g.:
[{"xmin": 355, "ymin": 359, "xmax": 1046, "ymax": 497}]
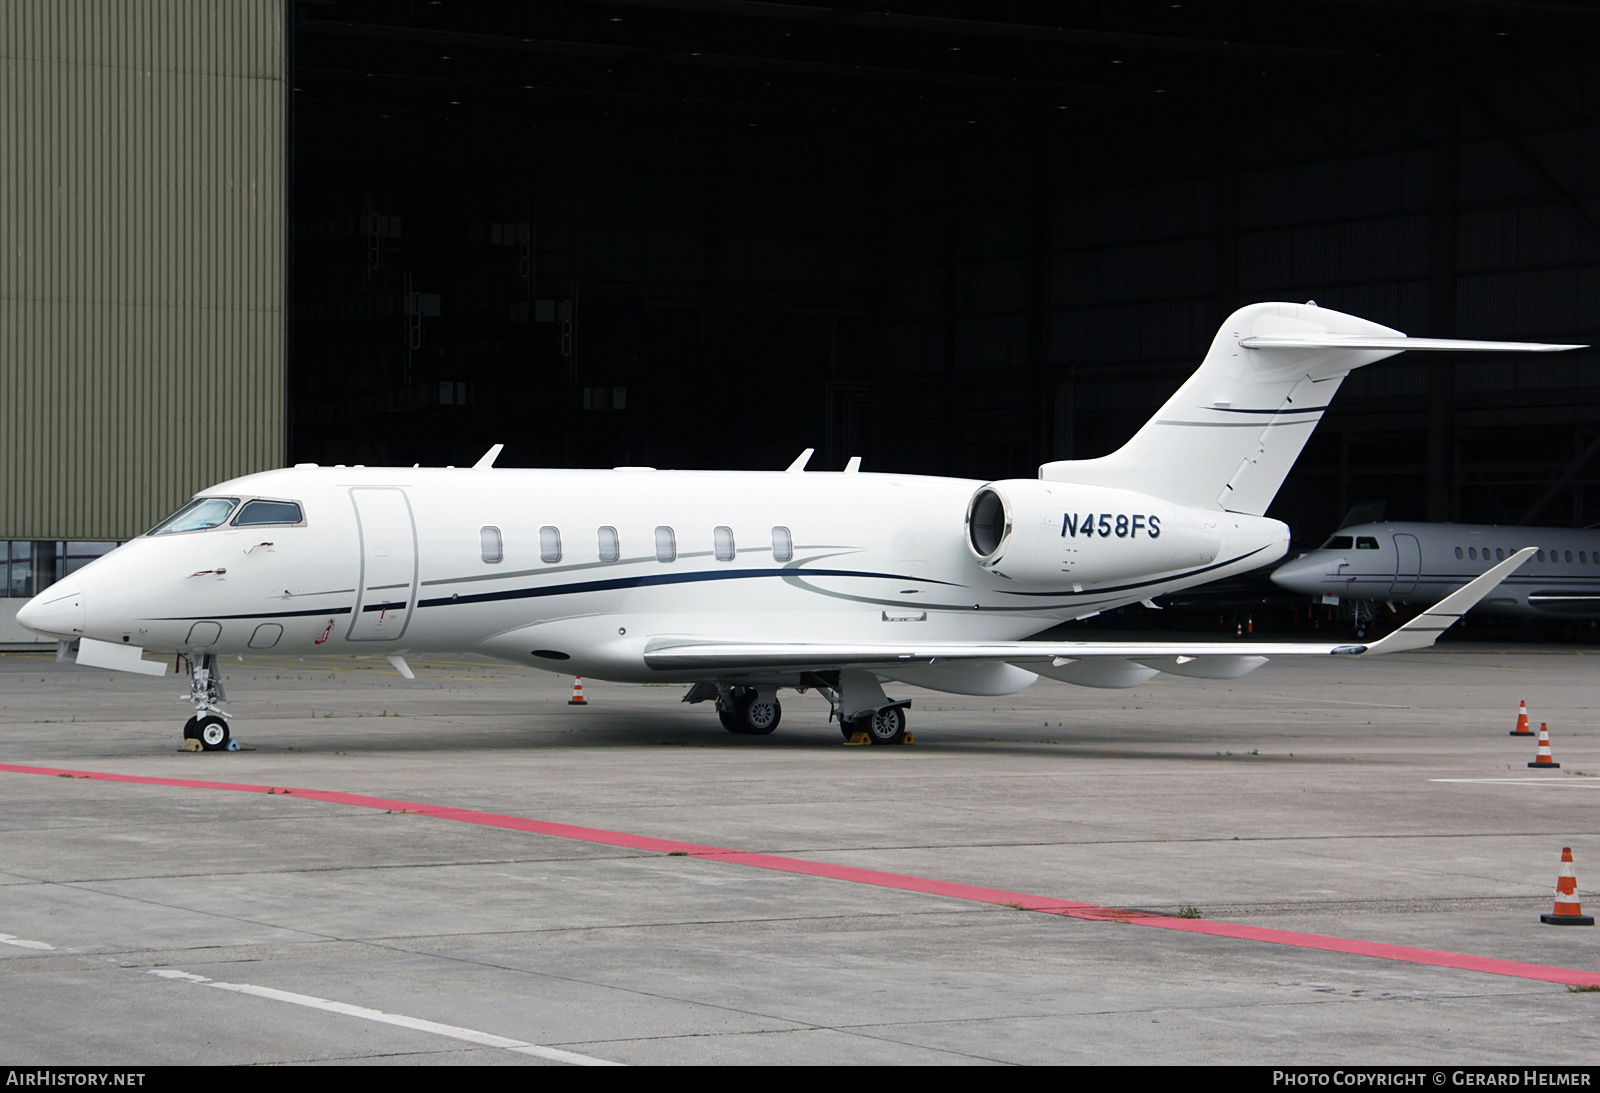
[
  {"xmin": 1566, "ymin": 550, "xmax": 1575, "ymax": 563},
  {"xmin": 1454, "ymin": 547, "xmax": 1463, "ymax": 559},
  {"xmin": 1323, "ymin": 536, "xmax": 1353, "ymax": 549},
  {"xmin": 480, "ymin": 526, "xmax": 502, "ymax": 563},
  {"xmin": 1356, "ymin": 537, "xmax": 1379, "ymax": 550},
  {"xmin": 148, "ymin": 497, "xmax": 239, "ymax": 535},
  {"xmin": 772, "ymin": 526, "xmax": 793, "ymax": 563},
  {"xmin": 1537, "ymin": 551, "xmax": 1546, "ymax": 562},
  {"xmin": 540, "ymin": 526, "xmax": 562, "ymax": 563},
  {"xmin": 598, "ymin": 526, "xmax": 619, "ymax": 563},
  {"xmin": 1582, "ymin": 552, "xmax": 1589, "ymax": 565},
  {"xmin": 655, "ymin": 526, "xmax": 676, "ymax": 562},
  {"xmin": 233, "ymin": 500, "xmax": 303, "ymax": 527},
  {"xmin": 714, "ymin": 526, "xmax": 735, "ymax": 561},
  {"xmin": 1495, "ymin": 548, "xmax": 1506, "ymax": 561},
  {"xmin": 1468, "ymin": 547, "xmax": 1477, "ymax": 560}
]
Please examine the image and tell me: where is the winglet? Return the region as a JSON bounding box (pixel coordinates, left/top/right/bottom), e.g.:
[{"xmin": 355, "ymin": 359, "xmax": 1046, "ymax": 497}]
[
  {"xmin": 1362, "ymin": 546, "xmax": 1537, "ymax": 655},
  {"xmin": 472, "ymin": 444, "xmax": 504, "ymax": 470},
  {"xmin": 786, "ymin": 448, "xmax": 814, "ymax": 473}
]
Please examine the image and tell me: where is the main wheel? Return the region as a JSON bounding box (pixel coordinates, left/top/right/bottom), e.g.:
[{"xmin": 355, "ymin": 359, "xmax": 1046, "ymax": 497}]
[
  {"xmin": 733, "ymin": 690, "xmax": 781, "ymax": 735},
  {"xmin": 718, "ymin": 706, "xmax": 744, "ymax": 734},
  {"xmin": 195, "ymin": 715, "xmax": 231, "ymax": 752},
  {"xmin": 182, "ymin": 715, "xmax": 201, "ymax": 741},
  {"xmin": 864, "ymin": 706, "xmax": 906, "ymax": 745}
]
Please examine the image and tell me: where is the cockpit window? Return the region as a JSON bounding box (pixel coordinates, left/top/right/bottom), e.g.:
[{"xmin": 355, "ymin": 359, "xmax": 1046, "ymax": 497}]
[
  {"xmin": 1322, "ymin": 536, "xmax": 1354, "ymax": 549},
  {"xmin": 233, "ymin": 500, "xmax": 303, "ymax": 527},
  {"xmin": 1356, "ymin": 537, "xmax": 1380, "ymax": 550},
  {"xmin": 147, "ymin": 497, "xmax": 239, "ymax": 535}
]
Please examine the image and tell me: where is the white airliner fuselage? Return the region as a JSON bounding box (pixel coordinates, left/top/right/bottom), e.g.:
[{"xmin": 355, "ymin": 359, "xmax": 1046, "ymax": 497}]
[
  {"xmin": 21, "ymin": 466, "xmax": 1287, "ymax": 677},
  {"xmin": 16, "ymin": 302, "xmax": 1577, "ymax": 748}
]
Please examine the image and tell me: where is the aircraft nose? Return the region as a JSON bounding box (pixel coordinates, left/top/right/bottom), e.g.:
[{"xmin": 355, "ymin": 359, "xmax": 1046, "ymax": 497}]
[
  {"xmin": 16, "ymin": 577, "xmax": 86, "ymax": 639},
  {"xmin": 1269, "ymin": 554, "xmax": 1329, "ymax": 595}
]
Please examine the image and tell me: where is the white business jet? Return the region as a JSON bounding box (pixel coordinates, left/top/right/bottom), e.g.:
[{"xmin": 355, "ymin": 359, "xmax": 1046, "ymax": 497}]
[{"xmin": 17, "ymin": 303, "xmax": 1576, "ymax": 750}]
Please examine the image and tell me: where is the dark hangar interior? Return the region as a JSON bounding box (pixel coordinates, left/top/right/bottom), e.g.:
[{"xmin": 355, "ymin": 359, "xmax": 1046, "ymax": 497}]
[{"xmin": 289, "ymin": 0, "xmax": 1600, "ymax": 546}]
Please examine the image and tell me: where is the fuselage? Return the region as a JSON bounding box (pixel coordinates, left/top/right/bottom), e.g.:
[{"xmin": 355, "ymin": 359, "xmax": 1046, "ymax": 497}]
[
  {"xmin": 21, "ymin": 464, "xmax": 1288, "ymax": 682},
  {"xmin": 1270, "ymin": 521, "xmax": 1600, "ymax": 618}
]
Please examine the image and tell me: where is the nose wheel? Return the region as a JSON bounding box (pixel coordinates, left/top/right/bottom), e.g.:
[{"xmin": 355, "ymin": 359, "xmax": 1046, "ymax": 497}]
[
  {"xmin": 182, "ymin": 714, "xmax": 233, "ymax": 752},
  {"xmin": 179, "ymin": 653, "xmax": 235, "ymax": 751}
]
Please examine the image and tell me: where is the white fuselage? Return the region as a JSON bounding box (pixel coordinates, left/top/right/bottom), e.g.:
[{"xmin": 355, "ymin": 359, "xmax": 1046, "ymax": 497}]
[
  {"xmin": 1270, "ymin": 521, "xmax": 1600, "ymax": 618},
  {"xmin": 33, "ymin": 465, "xmax": 1287, "ymax": 685}
]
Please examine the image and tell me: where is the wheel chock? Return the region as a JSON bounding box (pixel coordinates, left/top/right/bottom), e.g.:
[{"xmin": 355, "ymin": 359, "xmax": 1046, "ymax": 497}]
[
  {"xmin": 844, "ymin": 733, "xmax": 870, "ymax": 745},
  {"xmin": 178, "ymin": 739, "xmax": 201, "ymax": 753},
  {"xmin": 902, "ymin": 732, "xmax": 916, "ymax": 745},
  {"xmin": 225, "ymin": 739, "xmax": 241, "ymax": 752}
]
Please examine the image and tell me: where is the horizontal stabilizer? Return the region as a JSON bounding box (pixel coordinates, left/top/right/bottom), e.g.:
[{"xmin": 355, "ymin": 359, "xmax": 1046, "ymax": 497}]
[
  {"xmin": 1240, "ymin": 335, "xmax": 1583, "ymax": 353},
  {"xmin": 1040, "ymin": 302, "xmax": 1586, "ymax": 517}
]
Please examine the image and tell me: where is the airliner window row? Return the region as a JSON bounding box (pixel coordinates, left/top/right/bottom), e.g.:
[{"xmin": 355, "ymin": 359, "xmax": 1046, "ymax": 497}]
[
  {"xmin": 1454, "ymin": 546, "xmax": 1598, "ymax": 565},
  {"xmin": 479, "ymin": 525, "xmax": 794, "ymax": 565}
]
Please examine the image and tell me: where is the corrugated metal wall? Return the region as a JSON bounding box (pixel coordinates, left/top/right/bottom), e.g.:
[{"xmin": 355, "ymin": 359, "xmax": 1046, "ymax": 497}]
[{"xmin": 0, "ymin": 0, "xmax": 284, "ymax": 540}]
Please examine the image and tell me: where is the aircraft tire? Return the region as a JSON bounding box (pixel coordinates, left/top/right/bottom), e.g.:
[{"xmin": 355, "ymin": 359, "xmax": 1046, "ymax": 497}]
[
  {"xmin": 196, "ymin": 715, "xmax": 231, "ymax": 752},
  {"xmin": 733, "ymin": 690, "xmax": 780, "ymax": 736},
  {"xmin": 864, "ymin": 706, "xmax": 906, "ymax": 745},
  {"xmin": 718, "ymin": 706, "xmax": 745, "ymax": 734},
  {"xmin": 182, "ymin": 716, "xmax": 201, "ymax": 741}
]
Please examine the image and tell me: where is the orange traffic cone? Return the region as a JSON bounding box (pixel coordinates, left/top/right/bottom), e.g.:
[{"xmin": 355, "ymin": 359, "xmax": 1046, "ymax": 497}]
[
  {"xmin": 1528, "ymin": 723, "xmax": 1560, "ymax": 768},
  {"xmin": 1510, "ymin": 700, "xmax": 1534, "ymax": 737},
  {"xmin": 1541, "ymin": 847, "xmax": 1594, "ymax": 926},
  {"xmin": 568, "ymin": 677, "xmax": 587, "ymax": 706}
]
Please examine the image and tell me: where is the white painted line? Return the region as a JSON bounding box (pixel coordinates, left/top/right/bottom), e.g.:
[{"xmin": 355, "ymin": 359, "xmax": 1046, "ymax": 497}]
[
  {"xmin": 0, "ymin": 933, "xmax": 55, "ymax": 950},
  {"xmin": 1431, "ymin": 778, "xmax": 1600, "ymax": 789},
  {"xmin": 147, "ymin": 968, "xmax": 621, "ymax": 1065}
]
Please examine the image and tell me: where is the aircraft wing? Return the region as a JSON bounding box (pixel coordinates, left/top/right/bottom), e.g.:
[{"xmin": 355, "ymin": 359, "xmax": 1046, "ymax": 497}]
[{"xmin": 643, "ymin": 548, "xmax": 1536, "ymax": 674}]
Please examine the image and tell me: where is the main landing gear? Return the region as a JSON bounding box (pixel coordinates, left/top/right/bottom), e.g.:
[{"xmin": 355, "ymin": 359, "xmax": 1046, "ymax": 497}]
[
  {"xmin": 683, "ymin": 678, "xmax": 911, "ymax": 744},
  {"xmin": 179, "ymin": 653, "xmax": 236, "ymax": 752},
  {"xmin": 839, "ymin": 704, "xmax": 907, "ymax": 745},
  {"xmin": 716, "ymin": 686, "xmax": 782, "ymax": 735}
]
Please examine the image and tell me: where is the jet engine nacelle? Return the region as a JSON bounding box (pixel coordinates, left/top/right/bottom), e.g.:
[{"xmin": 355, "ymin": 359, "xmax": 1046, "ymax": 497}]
[{"xmin": 965, "ymin": 480, "xmax": 1224, "ymax": 587}]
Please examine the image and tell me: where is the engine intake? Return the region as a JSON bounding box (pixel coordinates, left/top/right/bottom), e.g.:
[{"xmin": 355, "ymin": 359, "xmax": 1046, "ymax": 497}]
[{"xmin": 964, "ymin": 480, "xmax": 1223, "ymax": 587}]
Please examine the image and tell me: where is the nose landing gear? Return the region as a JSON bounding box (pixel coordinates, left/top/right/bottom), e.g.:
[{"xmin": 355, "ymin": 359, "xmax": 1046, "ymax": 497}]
[{"xmin": 179, "ymin": 653, "xmax": 236, "ymax": 752}]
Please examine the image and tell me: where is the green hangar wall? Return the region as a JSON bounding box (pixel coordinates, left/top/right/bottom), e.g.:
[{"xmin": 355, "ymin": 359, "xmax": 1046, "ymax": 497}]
[{"xmin": 1, "ymin": 0, "xmax": 286, "ymax": 547}]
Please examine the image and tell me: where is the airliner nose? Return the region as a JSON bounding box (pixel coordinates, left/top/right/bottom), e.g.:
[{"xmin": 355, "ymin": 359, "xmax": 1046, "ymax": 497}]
[
  {"xmin": 1269, "ymin": 554, "xmax": 1327, "ymax": 595},
  {"xmin": 16, "ymin": 577, "xmax": 86, "ymax": 639}
]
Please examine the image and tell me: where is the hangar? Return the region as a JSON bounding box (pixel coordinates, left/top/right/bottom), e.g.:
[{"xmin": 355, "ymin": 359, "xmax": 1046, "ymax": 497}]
[
  {"xmin": 5, "ymin": 0, "xmax": 1600, "ymax": 645},
  {"xmin": 5, "ymin": 5, "xmax": 1600, "ymax": 1066}
]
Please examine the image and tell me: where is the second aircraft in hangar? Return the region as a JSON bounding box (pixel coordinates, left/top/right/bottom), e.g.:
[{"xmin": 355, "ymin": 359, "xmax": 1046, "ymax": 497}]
[
  {"xmin": 16, "ymin": 302, "xmax": 1577, "ymax": 748},
  {"xmin": 1271, "ymin": 521, "xmax": 1600, "ymax": 619}
]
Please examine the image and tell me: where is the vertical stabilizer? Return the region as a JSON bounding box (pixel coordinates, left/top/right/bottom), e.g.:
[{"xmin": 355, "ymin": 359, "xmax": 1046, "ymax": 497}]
[{"xmin": 1039, "ymin": 303, "xmax": 1579, "ymax": 515}]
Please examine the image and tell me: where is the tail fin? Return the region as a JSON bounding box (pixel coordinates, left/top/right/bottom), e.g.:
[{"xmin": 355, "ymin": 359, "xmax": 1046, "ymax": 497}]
[{"xmin": 1039, "ymin": 302, "xmax": 1580, "ymax": 515}]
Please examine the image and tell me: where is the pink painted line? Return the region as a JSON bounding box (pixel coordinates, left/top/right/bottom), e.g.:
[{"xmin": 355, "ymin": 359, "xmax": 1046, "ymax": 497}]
[{"xmin": 7, "ymin": 762, "xmax": 1595, "ymax": 987}]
